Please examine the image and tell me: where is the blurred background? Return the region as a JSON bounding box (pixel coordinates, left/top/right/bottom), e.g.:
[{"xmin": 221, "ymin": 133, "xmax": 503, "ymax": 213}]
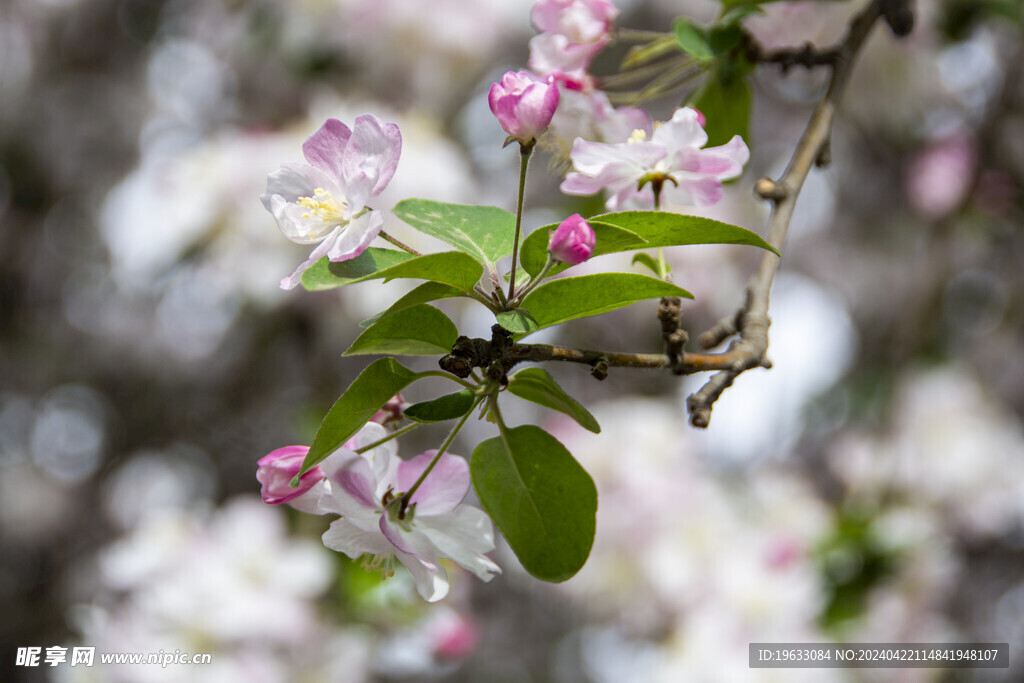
[{"xmin": 1, "ymin": 0, "xmax": 1023, "ymax": 681}]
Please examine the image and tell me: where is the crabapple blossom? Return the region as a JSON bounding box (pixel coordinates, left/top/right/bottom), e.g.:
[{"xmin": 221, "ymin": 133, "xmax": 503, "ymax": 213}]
[
  {"xmin": 488, "ymin": 71, "xmax": 560, "ymax": 144},
  {"xmin": 261, "ymin": 115, "xmax": 401, "ymax": 289},
  {"xmin": 319, "ymin": 446, "xmax": 501, "ymax": 602},
  {"xmin": 259, "ymin": 423, "xmax": 499, "ymax": 602},
  {"xmin": 528, "ymin": 0, "xmax": 618, "ymax": 87},
  {"xmin": 560, "ymin": 107, "xmax": 749, "ymax": 210},
  {"xmin": 548, "ymin": 213, "xmax": 596, "ymax": 265}
]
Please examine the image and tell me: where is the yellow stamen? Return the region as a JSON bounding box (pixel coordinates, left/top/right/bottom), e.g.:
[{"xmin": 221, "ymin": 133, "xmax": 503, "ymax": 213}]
[
  {"xmin": 295, "ymin": 188, "xmax": 348, "ymax": 222},
  {"xmin": 627, "ymin": 128, "xmax": 647, "ymax": 144}
]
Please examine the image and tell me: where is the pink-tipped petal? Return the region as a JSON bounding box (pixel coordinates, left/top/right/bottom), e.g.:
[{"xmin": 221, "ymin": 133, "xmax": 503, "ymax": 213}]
[
  {"xmin": 325, "ymin": 210, "xmax": 383, "ymax": 262},
  {"xmin": 343, "ymin": 114, "xmax": 402, "ymax": 213},
  {"xmin": 666, "ymin": 175, "xmax": 724, "ymax": 208},
  {"xmin": 279, "ymin": 233, "xmax": 335, "ymax": 290},
  {"xmin": 397, "ymin": 451, "xmax": 470, "ymax": 515},
  {"xmin": 302, "ymin": 118, "xmax": 353, "ymax": 179}
]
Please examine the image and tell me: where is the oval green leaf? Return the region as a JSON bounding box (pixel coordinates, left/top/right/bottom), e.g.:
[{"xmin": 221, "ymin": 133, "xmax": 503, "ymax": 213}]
[
  {"xmin": 360, "ymin": 282, "xmax": 468, "ymax": 328},
  {"xmin": 471, "ymin": 425, "xmax": 597, "ymax": 582},
  {"xmin": 593, "ymin": 211, "xmax": 779, "ymax": 256},
  {"xmin": 404, "ymin": 390, "xmax": 477, "ymax": 423},
  {"xmin": 344, "ymin": 305, "xmax": 458, "ymax": 356},
  {"xmin": 300, "ymin": 358, "xmax": 419, "ymax": 477},
  {"xmin": 517, "ymin": 273, "xmax": 692, "ymax": 335},
  {"xmin": 506, "ymin": 368, "xmax": 600, "ymax": 433},
  {"xmin": 496, "ymin": 309, "xmax": 540, "ymax": 335},
  {"xmin": 394, "ymin": 199, "xmax": 515, "ymax": 267},
  {"xmin": 302, "ymin": 248, "xmax": 415, "ymax": 290},
  {"xmin": 304, "ymin": 250, "xmax": 483, "ymax": 292}
]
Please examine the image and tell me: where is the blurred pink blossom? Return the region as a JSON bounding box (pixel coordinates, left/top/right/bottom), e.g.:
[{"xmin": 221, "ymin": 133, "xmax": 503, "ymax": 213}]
[
  {"xmin": 528, "ymin": 0, "xmax": 618, "ymax": 88},
  {"xmin": 488, "ymin": 71, "xmax": 560, "ymax": 143},
  {"xmin": 561, "ymin": 107, "xmax": 749, "ymax": 209},
  {"xmin": 261, "ymin": 115, "xmax": 402, "ymax": 289},
  {"xmin": 429, "ymin": 609, "xmax": 480, "ymax": 660},
  {"xmin": 905, "ymin": 133, "xmax": 978, "ymax": 219}
]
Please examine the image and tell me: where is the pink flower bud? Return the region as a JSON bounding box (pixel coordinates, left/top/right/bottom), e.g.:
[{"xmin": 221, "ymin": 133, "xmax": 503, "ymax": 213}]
[
  {"xmin": 548, "ymin": 213, "xmax": 596, "ymax": 265},
  {"xmin": 488, "ymin": 71, "xmax": 560, "ymax": 143},
  {"xmin": 371, "ymin": 393, "xmax": 408, "ymax": 426},
  {"xmin": 256, "ymin": 445, "xmax": 322, "ymax": 505},
  {"xmin": 691, "ymin": 107, "xmax": 707, "ymax": 128}
]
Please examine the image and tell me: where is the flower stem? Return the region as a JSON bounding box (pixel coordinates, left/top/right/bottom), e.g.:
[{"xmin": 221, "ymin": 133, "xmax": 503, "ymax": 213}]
[
  {"xmin": 506, "ymin": 143, "xmax": 534, "ymax": 303},
  {"xmin": 651, "ymin": 183, "xmax": 670, "ymax": 281},
  {"xmin": 379, "ymin": 230, "xmax": 421, "ymax": 256},
  {"xmin": 413, "ymin": 370, "xmax": 476, "ymax": 389},
  {"xmin": 399, "ymin": 398, "xmax": 481, "ymax": 516},
  {"xmin": 354, "ymin": 422, "xmax": 421, "ymax": 454},
  {"xmin": 510, "ymin": 255, "xmax": 556, "ymax": 307}
]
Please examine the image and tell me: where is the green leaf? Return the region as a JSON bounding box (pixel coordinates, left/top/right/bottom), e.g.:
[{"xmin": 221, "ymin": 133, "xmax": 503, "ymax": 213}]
[
  {"xmin": 673, "ymin": 17, "xmax": 714, "ymax": 62},
  {"xmin": 360, "ymin": 282, "xmax": 469, "ymax": 328},
  {"xmin": 344, "ymin": 305, "xmax": 458, "ymax": 356},
  {"xmin": 404, "ymin": 390, "xmax": 476, "ymax": 423},
  {"xmin": 496, "ymin": 309, "xmax": 540, "ymax": 335},
  {"xmin": 302, "ymin": 248, "xmax": 414, "ymax": 290},
  {"xmin": 300, "ymin": 359, "xmax": 419, "ymax": 476},
  {"xmin": 520, "ymin": 221, "xmax": 648, "ymax": 277},
  {"xmin": 393, "ymin": 199, "xmax": 515, "ymax": 267},
  {"xmin": 689, "ymin": 63, "xmax": 752, "ymax": 147},
  {"xmin": 595, "ymin": 211, "xmax": 779, "ymax": 255},
  {"xmin": 708, "ymin": 23, "xmax": 743, "ymax": 55},
  {"xmin": 302, "ymin": 250, "xmax": 482, "ymax": 292},
  {"xmin": 506, "ymin": 368, "xmax": 600, "ymax": 434},
  {"xmin": 631, "ymin": 252, "xmax": 669, "ymax": 277},
  {"xmin": 518, "ymin": 273, "xmax": 692, "ymax": 335},
  {"xmin": 521, "ymin": 212, "xmax": 777, "ymax": 279},
  {"xmin": 471, "ymin": 425, "xmax": 597, "ymax": 582}
]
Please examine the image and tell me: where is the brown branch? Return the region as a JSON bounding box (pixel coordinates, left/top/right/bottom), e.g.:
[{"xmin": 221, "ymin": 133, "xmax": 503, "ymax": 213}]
[
  {"xmin": 437, "ymin": 1, "xmax": 908, "ymax": 423},
  {"xmin": 685, "ymin": 0, "xmax": 893, "ymax": 427}
]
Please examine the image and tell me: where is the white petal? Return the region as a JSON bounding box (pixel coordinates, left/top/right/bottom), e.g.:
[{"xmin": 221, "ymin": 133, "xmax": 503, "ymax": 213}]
[
  {"xmin": 322, "ymin": 518, "xmax": 392, "ymax": 559},
  {"xmin": 654, "ymin": 107, "xmax": 708, "ymax": 152},
  {"xmin": 419, "ymin": 506, "xmax": 502, "ymax": 582},
  {"xmin": 394, "ymin": 548, "xmax": 449, "ymax": 602}
]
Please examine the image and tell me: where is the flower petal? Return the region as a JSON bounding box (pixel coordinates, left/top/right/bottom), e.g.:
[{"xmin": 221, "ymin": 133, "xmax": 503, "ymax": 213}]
[
  {"xmin": 419, "ymin": 506, "xmax": 501, "ymax": 582},
  {"xmin": 279, "ymin": 233, "xmax": 335, "ymax": 290},
  {"xmin": 394, "ymin": 547, "xmax": 449, "ymax": 602},
  {"xmin": 326, "ymin": 210, "xmax": 383, "ymax": 262},
  {"xmin": 652, "ymin": 107, "xmax": 708, "ymax": 152},
  {"xmin": 302, "ymin": 118, "xmax": 353, "ymax": 180},
  {"xmin": 397, "ymin": 451, "xmax": 470, "ymax": 515},
  {"xmin": 322, "ymin": 517, "xmax": 392, "ymax": 558},
  {"xmin": 664, "ymin": 175, "xmax": 724, "ymax": 208},
  {"xmin": 342, "ymin": 115, "xmax": 402, "ymax": 214},
  {"xmin": 319, "ymin": 456, "xmax": 382, "ymax": 529},
  {"xmin": 262, "ymin": 162, "xmax": 335, "ymax": 206}
]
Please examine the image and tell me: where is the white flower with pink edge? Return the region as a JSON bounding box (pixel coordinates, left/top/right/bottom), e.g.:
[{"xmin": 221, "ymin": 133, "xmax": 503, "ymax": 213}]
[
  {"xmin": 261, "ymin": 115, "xmax": 401, "ymax": 289},
  {"xmin": 560, "ymin": 107, "xmax": 749, "ymax": 210}
]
